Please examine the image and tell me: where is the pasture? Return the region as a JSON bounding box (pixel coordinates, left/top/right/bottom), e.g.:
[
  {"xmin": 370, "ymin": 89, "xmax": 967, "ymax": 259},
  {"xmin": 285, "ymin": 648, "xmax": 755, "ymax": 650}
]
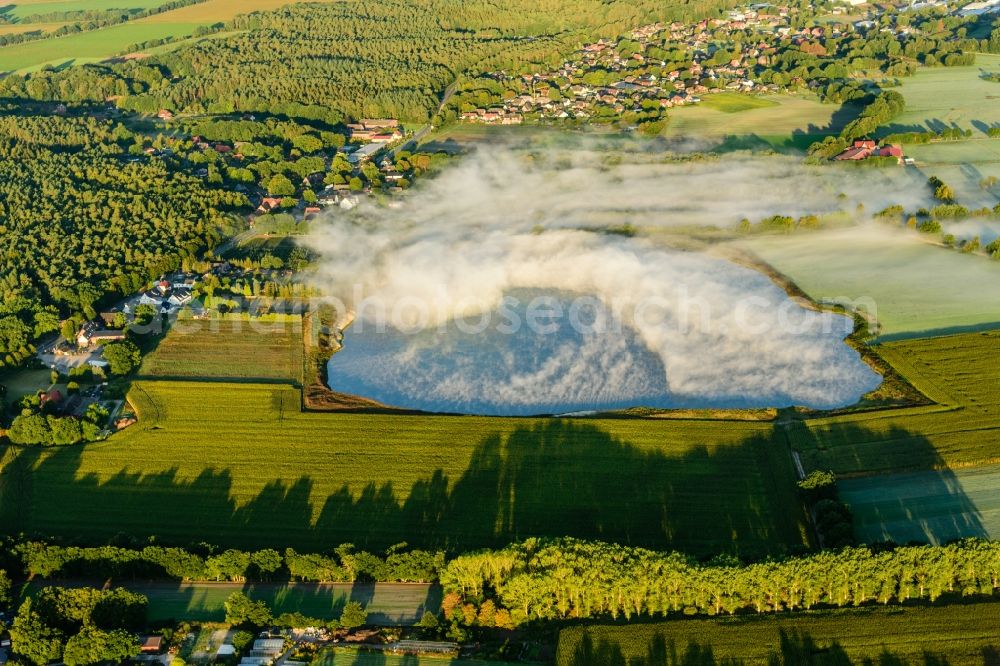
[
  {"xmin": 741, "ymin": 228, "xmax": 1000, "ymax": 338},
  {"xmin": 556, "ymin": 602, "xmax": 1000, "ymax": 665},
  {"xmin": 790, "ymin": 331, "xmax": 1000, "ymax": 475},
  {"xmin": 138, "ymin": 316, "xmax": 304, "ymax": 383},
  {"xmin": 0, "ymin": 380, "xmax": 807, "ymax": 558},
  {"xmin": 663, "ymin": 94, "xmax": 860, "ymax": 149},
  {"xmin": 840, "ymin": 463, "xmax": 1000, "ymax": 544},
  {"xmin": 883, "ymin": 53, "xmax": 1000, "ymax": 138}
]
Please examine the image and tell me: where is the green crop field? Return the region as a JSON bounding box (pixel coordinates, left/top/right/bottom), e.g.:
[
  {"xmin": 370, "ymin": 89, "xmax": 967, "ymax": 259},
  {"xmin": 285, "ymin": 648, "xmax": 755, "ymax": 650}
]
[
  {"xmin": 138, "ymin": 316, "xmax": 304, "ymax": 383},
  {"xmin": 0, "ymin": 380, "xmax": 807, "ymax": 558},
  {"xmin": 556, "ymin": 602, "xmax": 1000, "ymax": 665},
  {"xmin": 789, "ymin": 331, "xmax": 1000, "ymax": 476},
  {"xmin": 0, "ymin": 21, "xmax": 200, "ymax": 71},
  {"xmin": 22, "ymin": 580, "xmax": 439, "ymax": 625},
  {"xmin": 663, "ymin": 94, "xmax": 860, "ymax": 149},
  {"xmin": 883, "ymin": 54, "xmax": 1000, "ymax": 138},
  {"xmin": 741, "ymin": 229, "xmax": 1000, "ymax": 338},
  {"xmin": 314, "ymin": 648, "xmax": 512, "ymax": 666},
  {"xmin": 840, "ymin": 463, "xmax": 1000, "ymax": 545}
]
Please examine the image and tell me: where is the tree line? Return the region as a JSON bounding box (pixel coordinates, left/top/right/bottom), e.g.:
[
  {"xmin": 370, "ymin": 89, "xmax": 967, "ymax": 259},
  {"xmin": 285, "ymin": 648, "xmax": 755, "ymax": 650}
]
[
  {"xmin": 441, "ymin": 537, "xmax": 1000, "ymax": 626},
  {"xmin": 9, "ymin": 540, "xmax": 444, "ymax": 584}
]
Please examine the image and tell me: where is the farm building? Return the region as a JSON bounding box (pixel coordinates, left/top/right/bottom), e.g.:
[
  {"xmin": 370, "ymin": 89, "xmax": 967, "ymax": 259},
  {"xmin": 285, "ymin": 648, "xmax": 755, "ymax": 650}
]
[
  {"xmin": 348, "ymin": 142, "xmax": 383, "ymax": 164},
  {"xmin": 139, "ymin": 636, "xmax": 163, "ymax": 654},
  {"xmin": 834, "ymin": 140, "xmax": 903, "ymax": 163}
]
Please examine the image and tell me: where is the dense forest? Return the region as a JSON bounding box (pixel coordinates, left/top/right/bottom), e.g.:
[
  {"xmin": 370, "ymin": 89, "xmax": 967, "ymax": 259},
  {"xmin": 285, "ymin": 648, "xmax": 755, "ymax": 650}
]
[{"xmin": 0, "ymin": 115, "xmax": 246, "ymax": 366}]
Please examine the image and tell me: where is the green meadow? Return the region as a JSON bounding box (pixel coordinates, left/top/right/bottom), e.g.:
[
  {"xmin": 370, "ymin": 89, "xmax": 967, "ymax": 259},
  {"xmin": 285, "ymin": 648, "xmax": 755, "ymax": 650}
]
[
  {"xmin": 885, "ymin": 53, "xmax": 1000, "ymax": 138},
  {"xmin": 663, "ymin": 94, "xmax": 860, "ymax": 149},
  {"xmin": 741, "ymin": 229, "xmax": 1000, "ymax": 338}
]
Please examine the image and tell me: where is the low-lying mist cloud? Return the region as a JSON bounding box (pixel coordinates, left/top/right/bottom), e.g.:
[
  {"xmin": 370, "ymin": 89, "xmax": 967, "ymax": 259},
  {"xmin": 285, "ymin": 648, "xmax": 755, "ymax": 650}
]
[{"xmin": 307, "ymin": 147, "xmax": 888, "ymax": 413}]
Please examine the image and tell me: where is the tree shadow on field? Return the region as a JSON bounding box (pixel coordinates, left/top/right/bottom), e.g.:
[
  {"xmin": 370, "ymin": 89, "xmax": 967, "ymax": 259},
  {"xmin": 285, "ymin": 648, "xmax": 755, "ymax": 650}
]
[
  {"xmin": 563, "ymin": 628, "xmax": 997, "ymax": 665},
  {"xmin": 0, "ymin": 417, "xmax": 983, "ymax": 558}
]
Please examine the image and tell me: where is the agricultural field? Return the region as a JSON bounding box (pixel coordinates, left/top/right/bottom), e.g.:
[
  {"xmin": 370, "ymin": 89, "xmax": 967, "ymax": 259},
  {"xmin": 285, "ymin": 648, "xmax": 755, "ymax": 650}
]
[
  {"xmin": 741, "ymin": 228, "xmax": 1000, "ymax": 338},
  {"xmin": 23, "ymin": 580, "xmax": 439, "ymax": 625},
  {"xmin": 556, "ymin": 602, "xmax": 1000, "ymax": 665},
  {"xmin": 662, "ymin": 94, "xmax": 860, "ymax": 150},
  {"xmin": 882, "ymin": 53, "xmax": 1000, "ymax": 139},
  {"xmin": 135, "ymin": 0, "xmax": 337, "ymax": 23},
  {"xmin": 0, "ymin": 21, "xmax": 200, "ymax": 72},
  {"xmin": 0, "ymin": 380, "xmax": 807, "ymax": 558},
  {"xmin": 790, "ymin": 330, "xmax": 1000, "ymax": 476},
  {"xmin": 138, "ymin": 316, "xmax": 304, "ymax": 383},
  {"xmin": 0, "ymin": 0, "xmax": 344, "ymax": 72},
  {"xmin": 2, "ymin": 0, "xmax": 166, "ymax": 20},
  {"xmin": 314, "ymin": 648, "xmax": 512, "ymax": 666},
  {"xmin": 0, "ymin": 22, "xmax": 67, "ymax": 36},
  {"xmin": 840, "ymin": 463, "xmax": 1000, "ymax": 544}
]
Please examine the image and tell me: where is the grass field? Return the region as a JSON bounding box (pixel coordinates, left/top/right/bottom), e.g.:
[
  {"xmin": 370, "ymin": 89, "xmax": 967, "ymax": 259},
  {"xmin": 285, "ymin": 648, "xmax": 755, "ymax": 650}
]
[
  {"xmin": 0, "ymin": 368, "xmax": 51, "ymax": 404},
  {"xmin": 556, "ymin": 602, "xmax": 1000, "ymax": 665},
  {"xmin": 882, "ymin": 53, "xmax": 1000, "ymax": 138},
  {"xmin": 740, "ymin": 228, "xmax": 1000, "ymax": 338},
  {"xmin": 0, "ymin": 379, "xmax": 807, "ymax": 558},
  {"xmin": 789, "ymin": 331, "xmax": 1000, "ymax": 476},
  {"xmin": 138, "ymin": 317, "xmax": 304, "ymax": 383},
  {"xmin": 24, "ymin": 580, "xmax": 439, "ymax": 624},
  {"xmin": 314, "ymin": 648, "xmax": 512, "ymax": 666},
  {"xmin": 663, "ymin": 94, "xmax": 860, "ymax": 149},
  {"xmin": 697, "ymin": 92, "xmax": 779, "ymax": 114},
  {"xmin": 840, "ymin": 463, "xmax": 1000, "ymax": 544}
]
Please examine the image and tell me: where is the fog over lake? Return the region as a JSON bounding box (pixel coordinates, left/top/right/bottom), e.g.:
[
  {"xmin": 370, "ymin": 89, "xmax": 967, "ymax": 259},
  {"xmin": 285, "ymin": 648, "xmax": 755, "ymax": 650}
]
[{"xmin": 311, "ymin": 149, "xmax": 896, "ymax": 416}]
